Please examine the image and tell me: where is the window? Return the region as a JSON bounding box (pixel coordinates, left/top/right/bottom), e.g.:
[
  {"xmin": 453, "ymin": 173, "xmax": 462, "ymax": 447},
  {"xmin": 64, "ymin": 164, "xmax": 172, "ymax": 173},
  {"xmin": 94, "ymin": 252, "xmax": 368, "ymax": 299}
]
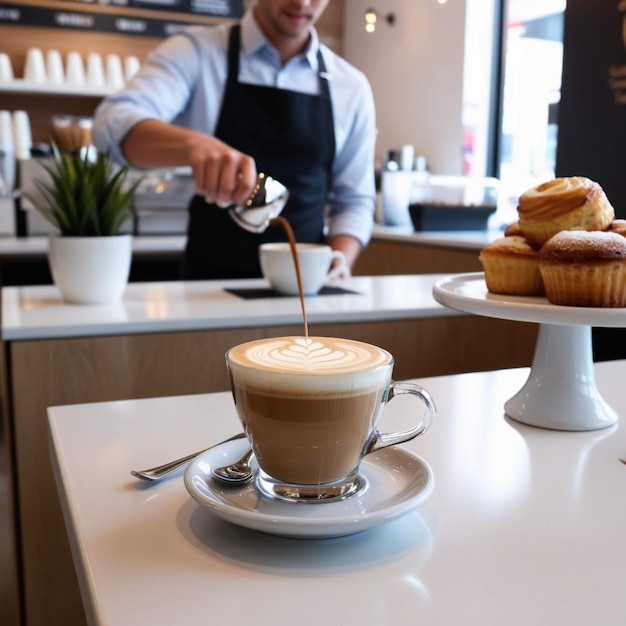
[{"xmin": 464, "ymin": 0, "xmax": 566, "ymax": 227}]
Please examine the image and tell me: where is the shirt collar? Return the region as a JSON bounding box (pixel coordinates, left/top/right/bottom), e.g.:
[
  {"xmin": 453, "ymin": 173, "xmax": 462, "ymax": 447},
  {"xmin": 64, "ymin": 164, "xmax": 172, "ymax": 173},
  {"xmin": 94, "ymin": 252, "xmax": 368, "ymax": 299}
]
[{"xmin": 240, "ymin": 7, "xmax": 320, "ymax": 68}]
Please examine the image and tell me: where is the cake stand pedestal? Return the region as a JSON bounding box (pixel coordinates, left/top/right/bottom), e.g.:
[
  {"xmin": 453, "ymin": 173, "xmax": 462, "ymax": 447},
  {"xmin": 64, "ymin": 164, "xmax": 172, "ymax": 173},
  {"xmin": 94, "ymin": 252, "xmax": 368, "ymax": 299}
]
[
  {"xmin": 433, "ymin": 273, "xmax": 624, "ymax": 431},
  {"xmin": 504, "ymin": 323, "xmax": 616, "ymax": 430}
]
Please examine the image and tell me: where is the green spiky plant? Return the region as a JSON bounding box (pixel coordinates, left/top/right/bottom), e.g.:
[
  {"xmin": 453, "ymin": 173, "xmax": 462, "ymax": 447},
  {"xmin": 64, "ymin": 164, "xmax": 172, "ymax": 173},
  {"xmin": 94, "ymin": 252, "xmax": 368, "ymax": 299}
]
[{"xmin": 26, "ymin": 145, "xmax": 141, "ymax": 236}]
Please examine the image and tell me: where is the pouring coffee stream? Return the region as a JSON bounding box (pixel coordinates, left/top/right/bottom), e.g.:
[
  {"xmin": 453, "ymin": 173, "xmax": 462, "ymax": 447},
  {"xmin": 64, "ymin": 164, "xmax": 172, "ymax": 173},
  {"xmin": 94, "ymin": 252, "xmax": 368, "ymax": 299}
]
[
  {"xmin": 223, "ymin": 173, "xmax": 308, "ymax": 337},
  {"xmin": 269, "ymin": 216, "xmax": 309, "ymax": 339},
  {"xmin": 131, "ymin": 178, "xmax": 315, "ymax": 483}
]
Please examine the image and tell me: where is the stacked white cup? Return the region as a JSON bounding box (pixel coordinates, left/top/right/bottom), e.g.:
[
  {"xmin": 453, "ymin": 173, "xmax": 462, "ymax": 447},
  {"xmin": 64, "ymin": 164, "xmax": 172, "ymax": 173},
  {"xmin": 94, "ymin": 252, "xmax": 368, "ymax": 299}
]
[
  {"xmin": 46, "ymin": 49, "xmax": 65, "ymax": 85},
  {"xmin": 0, "ymin": 111, "xmax": 13, "ymax": 145},
  {"xmin": 0, "ymin": 53, "xmax": 14, "ymax": 82},
  {"xmin": 0, "ymin": 110, "xmax": 15, "ymax": 192},
  {"xmin": 66, "ymin": 52, "xmax": 86, "ymax": 87},
  {"xmin": 106, "ymin": 54, "xmax": 125, "ymax": 90},
  {"xmin": 87, "ymin": 52, "xmax": 106, "ymax": 88},
  {"xmin": 12, "ymin": 110, "xmax": 32, "ymax": 160},
  {"xmin": 24, "ymin": 48, "xmax": 47, "ymax": 83},
  {"xmin": 124, "ymin": 56, "xmax": 141, "ymax": 82}
]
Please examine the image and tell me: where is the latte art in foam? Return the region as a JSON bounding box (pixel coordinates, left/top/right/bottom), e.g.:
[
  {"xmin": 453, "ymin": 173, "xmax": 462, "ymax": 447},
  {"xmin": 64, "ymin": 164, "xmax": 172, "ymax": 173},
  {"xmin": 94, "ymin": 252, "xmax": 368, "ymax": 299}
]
[{"xmin": 230, "ymin": 337, "xmax": 391, "ymax": 373}]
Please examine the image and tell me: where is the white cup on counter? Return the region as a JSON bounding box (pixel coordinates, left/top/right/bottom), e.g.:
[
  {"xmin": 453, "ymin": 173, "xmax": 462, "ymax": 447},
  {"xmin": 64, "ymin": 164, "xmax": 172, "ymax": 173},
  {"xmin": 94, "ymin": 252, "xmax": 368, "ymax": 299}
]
[
  {"xmin": 66, "ymin": 51, "xmax": 86, "ymax": 86},
  {"xmin": 380, "ymin": 169, "xmax": 413, "ymax": 227},
  {"xmin": 46, "ymin": 49, "xmax": 65, "ymax": 85},
  {"xmin": 106, "ymin": 54, "xmax": 124, "ymax": 90},
  {"xmin": 24, "ymin": 47, "xmax": 47, "ymax": 83},
  {"xmin": 87, "ymin": 52, "xmax": 106, "ymax": 87},
  {"xmin": 0, "ymin": 53, "xmax": 14, "ymax": 82},
  {"xmin": 260, "ymin": 242, "xmax": 349, "ymax": 296}
]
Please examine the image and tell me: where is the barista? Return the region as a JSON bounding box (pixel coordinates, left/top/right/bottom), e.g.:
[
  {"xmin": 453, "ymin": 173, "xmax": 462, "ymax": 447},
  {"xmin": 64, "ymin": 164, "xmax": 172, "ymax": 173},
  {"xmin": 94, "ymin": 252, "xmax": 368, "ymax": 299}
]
[{"xmin": 92, "ymin": 0, "xmax": 376, "ymax": 279}]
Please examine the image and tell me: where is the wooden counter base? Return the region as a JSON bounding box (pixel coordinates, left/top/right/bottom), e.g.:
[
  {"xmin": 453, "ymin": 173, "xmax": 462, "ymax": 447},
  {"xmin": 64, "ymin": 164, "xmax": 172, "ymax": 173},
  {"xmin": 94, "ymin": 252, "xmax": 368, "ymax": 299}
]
[
  {"xmin": 353, "ymin": 238, "xmax": 484, "ymax": 276},
  {"xmin": 8, "ymin": 315, "xmax": 537, "ymax": 626}
]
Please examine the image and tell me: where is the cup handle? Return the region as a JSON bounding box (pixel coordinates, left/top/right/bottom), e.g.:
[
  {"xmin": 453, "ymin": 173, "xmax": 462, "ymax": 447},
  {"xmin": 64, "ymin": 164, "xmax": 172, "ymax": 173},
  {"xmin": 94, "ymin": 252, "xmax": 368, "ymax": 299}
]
[
  {"xmin": 366, "ymin": 381, "xmax": 436, "ymax": 453},
  {"xmin": 326, "ymin": 250, "xmax": 349, "ymax": 281}
]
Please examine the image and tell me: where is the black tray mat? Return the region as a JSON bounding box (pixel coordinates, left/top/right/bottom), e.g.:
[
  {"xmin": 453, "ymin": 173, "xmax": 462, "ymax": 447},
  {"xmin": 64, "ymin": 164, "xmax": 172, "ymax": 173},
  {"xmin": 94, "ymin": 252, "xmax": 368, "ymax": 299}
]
[{"xmin": 225, "ymin": 285, "xmax": 362, "ymax": 300}]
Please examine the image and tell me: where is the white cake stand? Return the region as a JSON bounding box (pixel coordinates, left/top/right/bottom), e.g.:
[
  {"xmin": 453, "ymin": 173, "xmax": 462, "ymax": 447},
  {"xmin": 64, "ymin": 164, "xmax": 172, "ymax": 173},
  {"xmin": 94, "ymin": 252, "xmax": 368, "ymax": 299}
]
[{"xmin": 433, "ymin": 273, "xmax": 626, "ymax": 431}]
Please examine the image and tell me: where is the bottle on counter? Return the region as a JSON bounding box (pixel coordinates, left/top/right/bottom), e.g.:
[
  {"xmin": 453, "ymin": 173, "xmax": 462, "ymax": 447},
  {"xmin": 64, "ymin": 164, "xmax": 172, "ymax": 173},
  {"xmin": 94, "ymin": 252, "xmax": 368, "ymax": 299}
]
[
  {"xmin": 400, "ymin": 144, "xmax": 415, "ymax": 172},
  {"xmin": 410, "ymin": 155, "xmax": 431, "ymax": 204},
  {"xmin": 385, "ymin": 149, "xmax": 401, "ymax": 171},
  {"xmin": 380, "ymin": 167, "xmax": 413, "ymax": 227}
]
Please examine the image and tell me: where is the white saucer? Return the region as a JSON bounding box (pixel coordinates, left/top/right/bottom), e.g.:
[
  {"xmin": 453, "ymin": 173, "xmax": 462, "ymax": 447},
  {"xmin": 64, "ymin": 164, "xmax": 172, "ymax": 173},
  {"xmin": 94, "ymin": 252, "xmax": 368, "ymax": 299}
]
[{"xmin": 184, "ymin": 438, "xmax": 434, "ymax": 539}]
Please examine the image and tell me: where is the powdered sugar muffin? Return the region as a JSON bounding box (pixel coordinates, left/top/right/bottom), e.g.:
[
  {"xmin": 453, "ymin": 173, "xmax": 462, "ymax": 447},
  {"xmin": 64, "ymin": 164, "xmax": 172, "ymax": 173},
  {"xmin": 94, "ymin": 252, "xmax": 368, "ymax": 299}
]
[
  {"xmin": 479, "ymin": 235, "xmax": 545, "ymax": 296},
  {"xmin": 538, "ymin": 230, "xmax": 626, "ymax": 307},
  {"xmin": 517, "ymin": 177, "xmax": 614, "ymax": 248}
]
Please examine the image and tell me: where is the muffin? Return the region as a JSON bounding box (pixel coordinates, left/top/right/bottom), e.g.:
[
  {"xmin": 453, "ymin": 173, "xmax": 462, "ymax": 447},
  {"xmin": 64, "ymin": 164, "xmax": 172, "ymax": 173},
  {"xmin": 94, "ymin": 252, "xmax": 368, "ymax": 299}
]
[
  {"xmin": 479, "ymin": 235, "xmax": 545, "ymax": 296},
  {"xmin": 517, "ymin": 177, "xmax": 614, "ymax": 248},
  {"xmin": 538, "ymin": 230, "xmax": 626, "ymax": 307}
]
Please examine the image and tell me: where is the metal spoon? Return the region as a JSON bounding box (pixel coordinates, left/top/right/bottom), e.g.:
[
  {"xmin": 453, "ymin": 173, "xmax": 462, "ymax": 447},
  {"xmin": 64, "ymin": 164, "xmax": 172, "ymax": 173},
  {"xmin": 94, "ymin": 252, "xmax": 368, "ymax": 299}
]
[
  {"xmin": 211, "ymin": 446, "xmax": 255, "ymax": 483},
  {"xmin": 130, "ymin": 432, "xmax": 246, "ymax": 482}
]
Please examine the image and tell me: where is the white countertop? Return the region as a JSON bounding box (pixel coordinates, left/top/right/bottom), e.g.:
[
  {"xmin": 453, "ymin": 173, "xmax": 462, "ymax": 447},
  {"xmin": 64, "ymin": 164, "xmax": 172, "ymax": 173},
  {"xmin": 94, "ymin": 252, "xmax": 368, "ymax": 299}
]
[
  {"xmin": 48, "ymin": 360, "xmax": 626, "ymax": 626},
  {"xmin": 1, "ymin": 274, "xmax": 462, "ymax": 341}
]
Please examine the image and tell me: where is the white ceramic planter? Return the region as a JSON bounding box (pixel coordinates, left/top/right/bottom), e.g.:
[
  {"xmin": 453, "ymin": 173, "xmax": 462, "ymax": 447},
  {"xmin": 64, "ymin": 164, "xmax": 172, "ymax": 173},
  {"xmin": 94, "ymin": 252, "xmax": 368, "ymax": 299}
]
[{"xmin": 48, "ymin": 234, "xmax": 132, "ymax": 304}]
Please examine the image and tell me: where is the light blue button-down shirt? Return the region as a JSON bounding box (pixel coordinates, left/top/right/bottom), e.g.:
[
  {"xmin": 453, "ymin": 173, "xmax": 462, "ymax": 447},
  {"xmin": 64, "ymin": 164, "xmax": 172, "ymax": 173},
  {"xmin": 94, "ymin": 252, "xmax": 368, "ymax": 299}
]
[{"xmin": 92, "ymin": 9, "xmax": 377, "ymax": 246}]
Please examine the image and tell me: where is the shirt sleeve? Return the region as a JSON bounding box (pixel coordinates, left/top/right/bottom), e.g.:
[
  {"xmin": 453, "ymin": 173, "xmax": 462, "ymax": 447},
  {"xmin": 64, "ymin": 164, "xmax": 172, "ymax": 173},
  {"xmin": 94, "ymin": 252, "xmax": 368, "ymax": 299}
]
[
  {"xmin": 323, "ymin": 53, "xmax": 377, "ymax": 248},
  {"xmin": 91, "ymin": 27, "xmax": 219, "ymax": 165}
]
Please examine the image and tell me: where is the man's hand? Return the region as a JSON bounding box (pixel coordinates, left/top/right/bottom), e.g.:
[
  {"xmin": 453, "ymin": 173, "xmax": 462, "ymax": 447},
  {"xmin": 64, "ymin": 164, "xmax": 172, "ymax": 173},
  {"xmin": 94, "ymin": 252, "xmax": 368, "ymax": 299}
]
[
  {"xmin": 186, "ymin": 134, "xmax": 257, "ymax": 207},
  {"xmin": 122, "ymin": 119, "xmax": 257, "ymax": 207}
]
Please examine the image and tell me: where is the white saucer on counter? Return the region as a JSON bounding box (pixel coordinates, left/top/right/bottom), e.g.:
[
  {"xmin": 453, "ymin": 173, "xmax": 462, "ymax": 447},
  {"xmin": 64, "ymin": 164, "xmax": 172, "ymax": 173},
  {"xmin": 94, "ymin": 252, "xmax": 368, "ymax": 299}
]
[{"xmin": 184, "ymin": 438, "xmax": 434, "ymax": 539}]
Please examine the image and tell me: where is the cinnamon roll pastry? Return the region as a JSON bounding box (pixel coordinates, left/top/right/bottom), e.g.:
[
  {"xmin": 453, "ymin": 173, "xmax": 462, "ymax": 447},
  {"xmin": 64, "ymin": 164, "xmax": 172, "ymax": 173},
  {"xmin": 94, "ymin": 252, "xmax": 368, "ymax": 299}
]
[{"xmin": 517, "ymin": 177, "xmax": 614, "ymax": 248}]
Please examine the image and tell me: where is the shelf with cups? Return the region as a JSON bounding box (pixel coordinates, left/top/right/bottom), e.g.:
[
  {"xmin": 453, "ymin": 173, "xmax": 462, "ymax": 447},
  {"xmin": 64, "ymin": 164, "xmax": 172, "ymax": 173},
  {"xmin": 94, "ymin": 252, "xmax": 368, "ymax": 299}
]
[{"xmin": 0, "ymin": 78, "xmax": 113, "ymax": 98}]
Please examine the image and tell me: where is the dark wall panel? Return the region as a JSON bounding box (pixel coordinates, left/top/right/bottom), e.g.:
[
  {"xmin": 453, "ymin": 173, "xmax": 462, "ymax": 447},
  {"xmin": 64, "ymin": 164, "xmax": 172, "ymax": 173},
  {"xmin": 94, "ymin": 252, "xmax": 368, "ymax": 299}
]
[{"xmin": 556, "ymin": 1, "xmax": 626, "ymax": 216}]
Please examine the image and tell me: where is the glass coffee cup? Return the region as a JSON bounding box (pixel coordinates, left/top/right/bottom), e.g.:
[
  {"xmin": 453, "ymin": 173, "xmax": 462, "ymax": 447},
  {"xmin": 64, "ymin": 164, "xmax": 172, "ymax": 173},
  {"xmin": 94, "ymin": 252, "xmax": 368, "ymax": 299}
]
[{"xmin": 226, "ymin": 336, "xmax": 436, "ymax": 502}]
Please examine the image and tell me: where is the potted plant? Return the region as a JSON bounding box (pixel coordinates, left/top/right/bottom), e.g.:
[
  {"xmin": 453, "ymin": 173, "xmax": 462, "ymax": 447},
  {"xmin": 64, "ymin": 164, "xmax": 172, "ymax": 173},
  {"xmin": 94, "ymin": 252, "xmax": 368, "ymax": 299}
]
[{"xmin": 26, "ymin": 145, "xmax": 141, "ymax": 304}]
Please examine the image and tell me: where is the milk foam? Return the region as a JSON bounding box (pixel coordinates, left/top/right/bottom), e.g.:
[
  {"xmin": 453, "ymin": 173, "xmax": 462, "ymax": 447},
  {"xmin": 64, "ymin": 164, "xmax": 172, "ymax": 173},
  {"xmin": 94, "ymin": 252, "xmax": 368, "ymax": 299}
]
[
  {"xmin": 227, "ymin": 337, "xmax": 393, "ymax": 395},
  {"xmin": 230, "ymin": 337, "xmax": 390, "ymax": 373}
]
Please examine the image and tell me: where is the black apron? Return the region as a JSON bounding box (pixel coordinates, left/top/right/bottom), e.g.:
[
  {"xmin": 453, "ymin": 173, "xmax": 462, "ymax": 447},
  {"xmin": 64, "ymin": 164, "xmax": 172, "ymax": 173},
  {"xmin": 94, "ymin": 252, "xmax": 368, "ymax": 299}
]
[{"xmin": 183, "ymin": 25, "xmax": 336, "ymax": 279}]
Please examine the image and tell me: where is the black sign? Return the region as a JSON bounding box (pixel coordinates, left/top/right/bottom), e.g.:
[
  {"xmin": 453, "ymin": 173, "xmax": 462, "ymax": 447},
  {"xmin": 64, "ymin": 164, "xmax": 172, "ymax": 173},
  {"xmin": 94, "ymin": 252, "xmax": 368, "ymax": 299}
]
[
  {"xmin": 0, "ymin": 1, "xmax": 243, "ymax": 37},
  {"xmin": 55, "ymin": 0, "xmax": 243, "ymax": 18},
  {"xmin": 556, "ymin": 0, "xmax": 626, "ymax": 215}
]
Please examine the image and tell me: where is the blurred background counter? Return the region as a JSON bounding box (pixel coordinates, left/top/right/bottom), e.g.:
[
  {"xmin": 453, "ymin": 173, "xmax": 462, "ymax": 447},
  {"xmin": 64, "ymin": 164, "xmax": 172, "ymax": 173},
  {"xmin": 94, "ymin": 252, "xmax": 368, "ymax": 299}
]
[
  {"xmin": 0, "ymin": 225, "xmax": 500, "ymax": 286},
  {"xmin": 353, "ymin": 225, "xmax": 498, "ymax": 276},
  {"xmin": 0, "ymin": 274, "xmax": 537, "ymax": 626}
]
